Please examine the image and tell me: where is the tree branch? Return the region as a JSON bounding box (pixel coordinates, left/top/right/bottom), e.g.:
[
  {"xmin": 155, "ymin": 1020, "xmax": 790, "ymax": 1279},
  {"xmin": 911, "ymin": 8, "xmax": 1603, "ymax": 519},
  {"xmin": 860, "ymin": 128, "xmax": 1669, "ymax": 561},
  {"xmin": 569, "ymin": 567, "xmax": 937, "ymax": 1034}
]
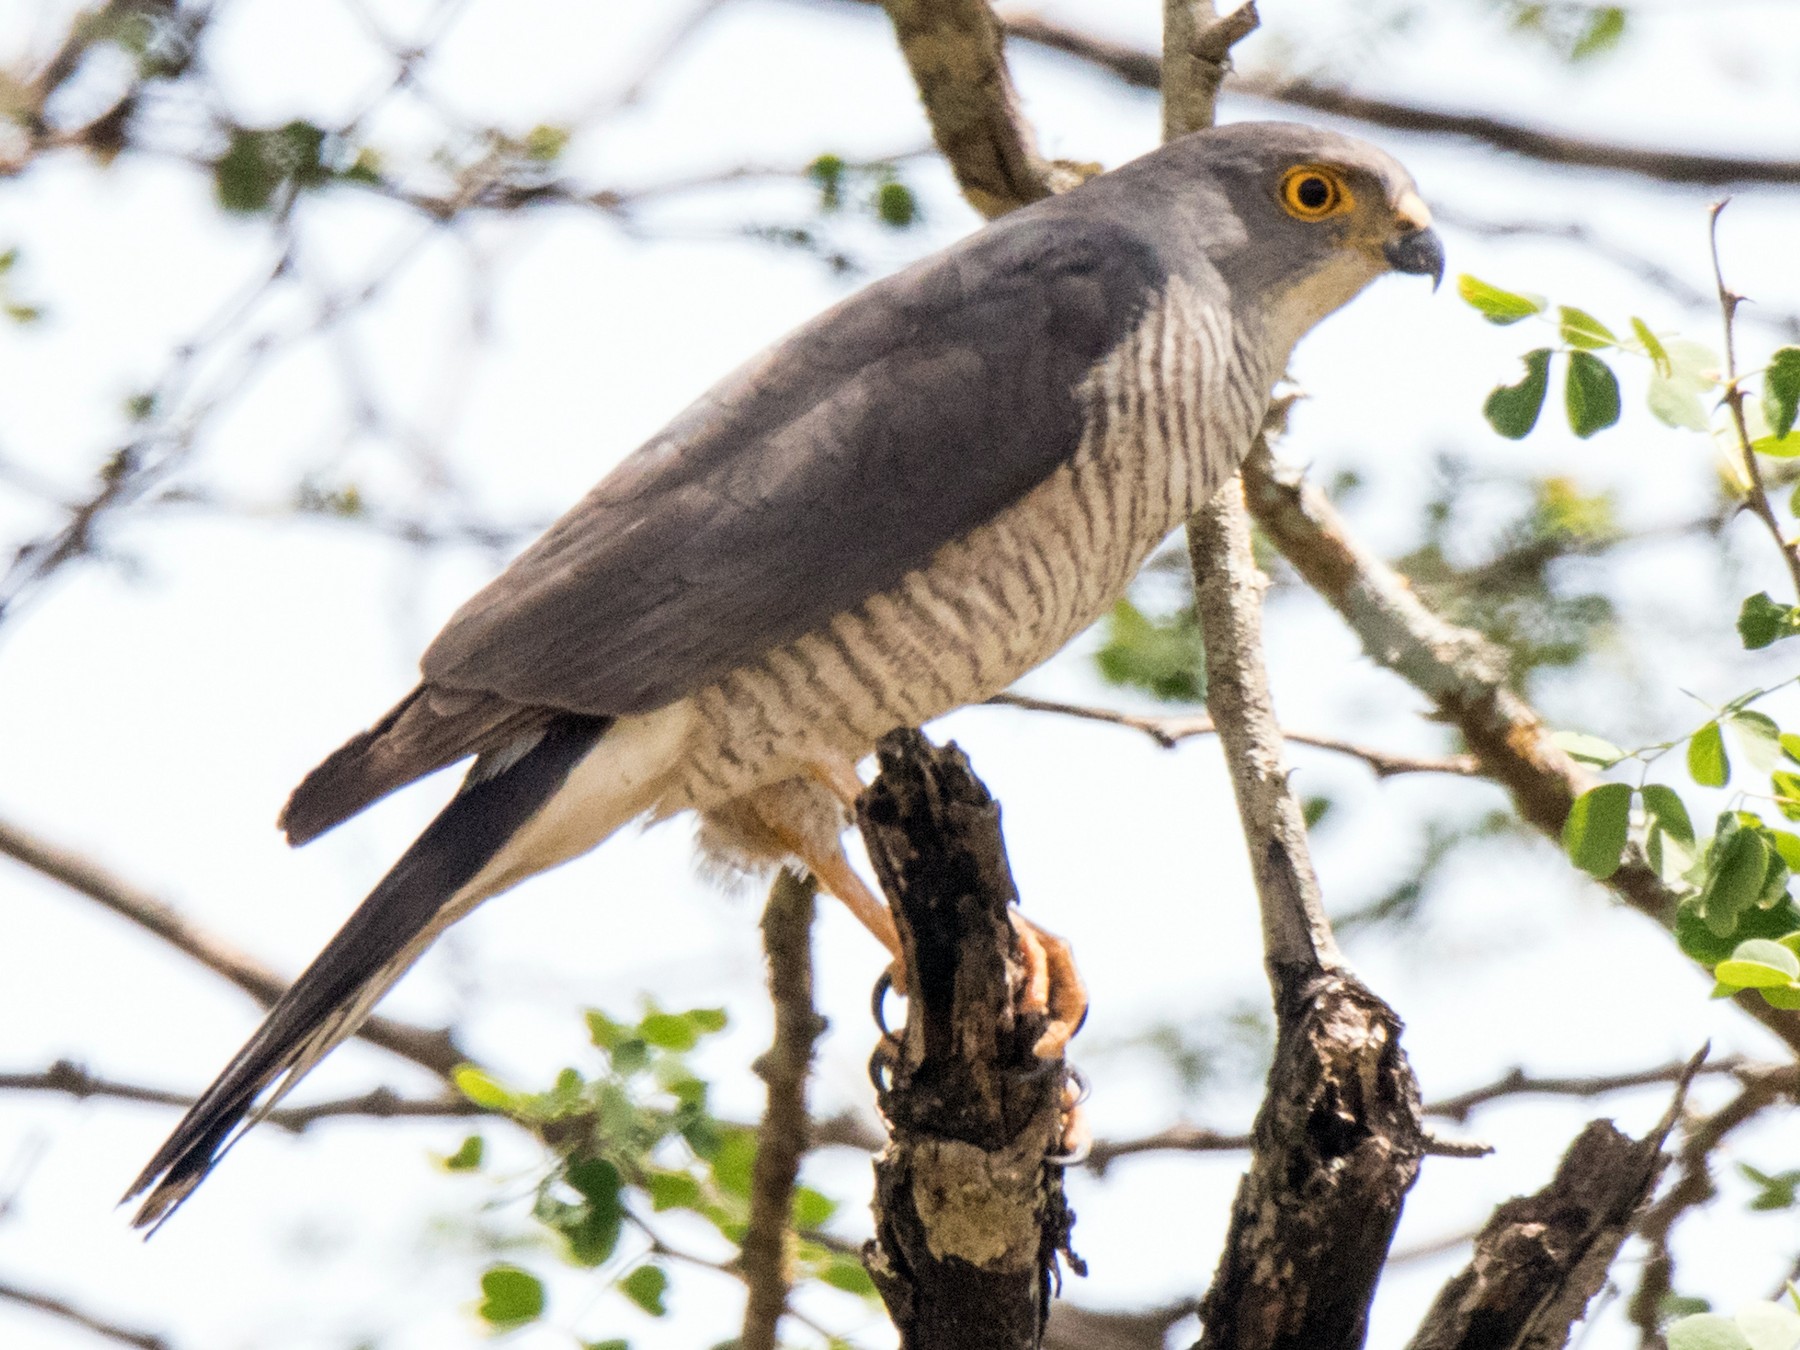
[
  {"xmin": 1239, "ymin": 443, "xmax": 1800, "ymax": 1061},
  {"xmin": 1157, "ymin": 9, "xmax": 1428, "ymax": 1345},
  {"xmin": 1405, "ymin": 1065, "xmax": 1693, "ymax": 1350},
  {"xmin": 0, "ymin": 814, "xmax": 466, "ymax": 1080},
  {"xmin": 985, "ymin": 692, "xmax": 1480, "ymax": 776},
  {"xmin": 740, "ymin": 869, "xmax": 826, "ymax": 1350},
  {"xmin": 857, "ymin": 729, "xmax": 1080, "ymax": 1350},
  {"xmin": 874, "ymin": 0, "xmax": 1067, "ymax": 218},
  {"xmin": 1627, "ymin": 1063, "xmax": 1800, "ymax": 1342},
  {"xmin": 0, "ymin": 1277, "xmax": 170, "ymax": 1350},
  {"xmin": 980, "ymin": 9, "xmax": 1800, "ymax": 187},
  {"xmin": 0, "ymin": 1060, "xmax": 486, "ymax": 1133}
]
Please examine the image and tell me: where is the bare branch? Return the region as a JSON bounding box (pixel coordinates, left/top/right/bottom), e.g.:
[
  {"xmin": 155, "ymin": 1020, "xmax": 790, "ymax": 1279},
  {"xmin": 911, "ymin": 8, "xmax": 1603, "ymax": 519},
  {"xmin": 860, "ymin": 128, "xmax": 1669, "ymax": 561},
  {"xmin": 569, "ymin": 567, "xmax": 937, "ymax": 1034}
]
[
  {"xmin": 1239, "ymin": 444, "xmax": 1800, "ymax": 1064},
  {"xmin": 740, "ymin": 870, "xmax": 825, "ymax": 1350},
  {"xmin": 1628, "ymin": 1063, "xmax": 1800, "ymax": 1342},
  {"xmin": 1406, "ymin": 1066, "xmax": 1693, "ymax": 1350},
  {"xmin": 0, "ymin": 1277, "xmax": 170, "ymax": 1350},
  {"xmin": 875, "ymin": 0, "xmax": 1059, "ymax": 218},
  {"xmin": 1426, "ymin": 1058, "xmax": 1748, "ymax": 1124},
  {"xmin": 1710, "ymin": 200, "xmax": 1800, "ymax": 601},
  {"xmin": 0, "ymin": 1060, "xmax": 486, "ymax": 1133},
  {"xmin": 0, "ymin": 814, "xmax": 465, "ymax": 1079},
  {"xmin": 984, "ymin": 9, "xmax": 1800, "ymax": 187},
  {"xmin": 987, "ymin": 691, "xmax": 1479, "ymax": 775}
]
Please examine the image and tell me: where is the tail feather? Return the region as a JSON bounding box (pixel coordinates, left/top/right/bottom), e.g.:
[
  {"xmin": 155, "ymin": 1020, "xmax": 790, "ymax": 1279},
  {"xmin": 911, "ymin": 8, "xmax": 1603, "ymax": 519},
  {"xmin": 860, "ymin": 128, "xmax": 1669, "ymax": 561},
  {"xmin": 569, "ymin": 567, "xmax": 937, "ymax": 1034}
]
[
  {"xmin": 125, "ymin": 714, "xmax": 612, "ymax": 1229},
  {"xmin": 279, "ymin": 685, "xmax": 548, "ymax": 847}
]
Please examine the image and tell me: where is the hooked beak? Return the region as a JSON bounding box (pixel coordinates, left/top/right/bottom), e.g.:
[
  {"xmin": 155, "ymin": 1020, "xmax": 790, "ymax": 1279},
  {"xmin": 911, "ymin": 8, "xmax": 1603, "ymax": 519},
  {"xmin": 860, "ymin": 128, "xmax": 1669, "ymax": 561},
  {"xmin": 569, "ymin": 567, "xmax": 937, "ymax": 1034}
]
[{"xmin": 1383, "ymin": 189, "xmax": 1444, "ymax": 290}]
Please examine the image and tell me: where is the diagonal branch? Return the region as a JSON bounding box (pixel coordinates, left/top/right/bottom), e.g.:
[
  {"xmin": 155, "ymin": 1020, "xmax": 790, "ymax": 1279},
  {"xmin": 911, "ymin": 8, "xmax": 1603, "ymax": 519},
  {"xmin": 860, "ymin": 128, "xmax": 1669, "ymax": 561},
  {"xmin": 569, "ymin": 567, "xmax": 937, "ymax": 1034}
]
[
  {"xmin": 0, "ymin": 814, "xmax": 466, "ymax": 1079},
  {"xmin": 875, "ymin": 0, "xmax": 1060, "ymax": 218},
  {"xmin": 0, "ymin": 1278, "xmax": 170, "ymax": 1350},
  {"xmin": 1238, "ymin": 443, "xmax": 1800, "ymax": 1063}
]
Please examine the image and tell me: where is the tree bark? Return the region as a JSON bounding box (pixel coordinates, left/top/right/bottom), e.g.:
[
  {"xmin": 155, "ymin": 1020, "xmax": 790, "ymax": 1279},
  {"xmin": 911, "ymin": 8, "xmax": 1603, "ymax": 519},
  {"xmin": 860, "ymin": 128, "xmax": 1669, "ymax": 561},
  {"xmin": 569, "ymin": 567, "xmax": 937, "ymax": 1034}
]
[{"xmin": 857, "ymin": 729, "xmax": 1079, "ymax": 1350}]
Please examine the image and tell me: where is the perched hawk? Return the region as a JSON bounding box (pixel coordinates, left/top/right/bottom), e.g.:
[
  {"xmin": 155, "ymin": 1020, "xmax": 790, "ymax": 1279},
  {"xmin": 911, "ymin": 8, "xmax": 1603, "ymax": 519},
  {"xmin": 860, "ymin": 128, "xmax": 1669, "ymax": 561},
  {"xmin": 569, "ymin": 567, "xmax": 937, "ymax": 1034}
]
[{"xmin": 128, "ymin": 120, "xmax": 1442, "ymax": 1225}]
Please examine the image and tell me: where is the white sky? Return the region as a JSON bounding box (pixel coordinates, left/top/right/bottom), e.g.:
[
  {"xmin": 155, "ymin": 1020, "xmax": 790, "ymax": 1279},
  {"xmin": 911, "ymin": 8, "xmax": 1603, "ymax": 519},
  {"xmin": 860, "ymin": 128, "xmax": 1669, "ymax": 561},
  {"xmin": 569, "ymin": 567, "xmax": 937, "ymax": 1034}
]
[{"xmin": 3, "ymin": 0, "xmax": 1800, "ymax": 1347}]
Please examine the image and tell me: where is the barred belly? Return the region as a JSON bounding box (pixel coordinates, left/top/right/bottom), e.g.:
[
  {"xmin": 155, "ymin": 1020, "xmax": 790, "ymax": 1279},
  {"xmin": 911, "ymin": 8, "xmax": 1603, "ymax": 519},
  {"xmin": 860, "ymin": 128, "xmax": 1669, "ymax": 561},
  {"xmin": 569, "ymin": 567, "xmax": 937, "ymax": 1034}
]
[{"xmin": 668, "ymin": 279, "xmax": 1271, "ymax": 819}]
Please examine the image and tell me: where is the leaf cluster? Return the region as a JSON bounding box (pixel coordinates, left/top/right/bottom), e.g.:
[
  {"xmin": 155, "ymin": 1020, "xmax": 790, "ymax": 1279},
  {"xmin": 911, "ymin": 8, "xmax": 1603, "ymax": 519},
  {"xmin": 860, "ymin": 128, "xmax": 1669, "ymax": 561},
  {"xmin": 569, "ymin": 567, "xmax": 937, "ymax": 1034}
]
[{"xmin": 448, "ymin": 1004, "xmax": 872, "ymax": 1343}]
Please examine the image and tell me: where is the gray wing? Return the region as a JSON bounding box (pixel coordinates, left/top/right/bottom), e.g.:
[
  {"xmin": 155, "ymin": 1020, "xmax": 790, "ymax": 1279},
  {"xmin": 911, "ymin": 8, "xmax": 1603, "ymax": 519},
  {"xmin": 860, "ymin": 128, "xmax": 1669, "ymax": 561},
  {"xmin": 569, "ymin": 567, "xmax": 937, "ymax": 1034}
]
[{"xmin": 421, "ymin": 206, "xmax": 1166, "ymax": 715}]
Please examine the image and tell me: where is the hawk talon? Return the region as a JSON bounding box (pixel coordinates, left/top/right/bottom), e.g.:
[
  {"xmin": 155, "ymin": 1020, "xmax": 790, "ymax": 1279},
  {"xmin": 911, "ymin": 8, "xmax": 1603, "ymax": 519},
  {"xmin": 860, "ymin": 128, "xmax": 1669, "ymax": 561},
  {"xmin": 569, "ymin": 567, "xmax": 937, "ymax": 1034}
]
[{"xmin": 870, "ymin": 966, "xmax": 903, "ymax": 1038}]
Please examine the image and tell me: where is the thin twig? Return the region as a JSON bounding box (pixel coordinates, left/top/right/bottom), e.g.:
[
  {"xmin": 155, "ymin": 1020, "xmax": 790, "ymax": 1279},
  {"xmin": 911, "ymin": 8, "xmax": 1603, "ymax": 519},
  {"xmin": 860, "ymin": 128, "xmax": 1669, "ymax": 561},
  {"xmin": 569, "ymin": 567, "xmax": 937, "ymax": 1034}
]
[
  {"xmin": 985, "ymin": 691, "xmax": 1480, "ymax": 776},
  {"xmin": 0, "ymin": 814, "xmax": 465, "ymax": 1079},
  {"xmin": 1627, "ymin": 1064, "xmax": 1800, "ymax": 1344},
  {"xmin": 739, "ymin": 869, "xmax": 824, "ymax": 1350},
  {"xmin": 1426, "ymin": 1057, "xmax": 1749, "ymax": 1124},
  {"xmin": 1709, "ymin": 199, "xmax": 1800, "ymax": 601},
  {"xmin": 0, "ymin": 1061, "xmax": 486, "ymax": 1133},
  {"xmin": 0, "ymin": 1278, "xmax": 170, "ymax": 1350}
]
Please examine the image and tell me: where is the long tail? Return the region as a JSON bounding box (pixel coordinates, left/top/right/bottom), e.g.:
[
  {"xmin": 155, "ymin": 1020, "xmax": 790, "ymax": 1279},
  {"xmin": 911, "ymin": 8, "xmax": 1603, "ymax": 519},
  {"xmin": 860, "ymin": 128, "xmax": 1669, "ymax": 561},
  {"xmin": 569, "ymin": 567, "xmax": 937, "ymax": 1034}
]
[{"xmin": 123, "ymin": 714, "xmax": 612, "ymax": 1229}]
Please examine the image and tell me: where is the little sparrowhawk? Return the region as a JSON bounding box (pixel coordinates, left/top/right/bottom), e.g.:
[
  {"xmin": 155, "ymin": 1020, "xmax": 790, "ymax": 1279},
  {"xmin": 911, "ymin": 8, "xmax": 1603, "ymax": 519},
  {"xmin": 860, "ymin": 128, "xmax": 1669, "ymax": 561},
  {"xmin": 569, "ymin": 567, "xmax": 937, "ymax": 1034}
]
[{"xmin": 127, "ymin": 120, "xmax": 1444, "ymax": 1226}]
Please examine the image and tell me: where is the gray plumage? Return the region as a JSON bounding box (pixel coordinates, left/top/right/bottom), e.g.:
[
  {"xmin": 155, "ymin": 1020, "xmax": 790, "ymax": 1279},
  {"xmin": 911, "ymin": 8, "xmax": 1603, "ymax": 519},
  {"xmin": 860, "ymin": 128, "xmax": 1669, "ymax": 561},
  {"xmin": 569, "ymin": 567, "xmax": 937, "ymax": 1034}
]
[{"xmin": 129, "ymin": 120, "xmax": 1442, "ymax": 1226}]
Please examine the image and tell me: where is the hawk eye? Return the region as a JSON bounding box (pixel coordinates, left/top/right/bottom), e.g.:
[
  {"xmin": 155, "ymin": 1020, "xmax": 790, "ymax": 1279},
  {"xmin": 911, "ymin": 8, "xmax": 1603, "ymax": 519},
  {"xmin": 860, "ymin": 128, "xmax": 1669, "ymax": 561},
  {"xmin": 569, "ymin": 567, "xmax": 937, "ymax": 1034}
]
[{"xmin": 1279, "ymin": 165, "xmax": 1352, "ymax": 221}]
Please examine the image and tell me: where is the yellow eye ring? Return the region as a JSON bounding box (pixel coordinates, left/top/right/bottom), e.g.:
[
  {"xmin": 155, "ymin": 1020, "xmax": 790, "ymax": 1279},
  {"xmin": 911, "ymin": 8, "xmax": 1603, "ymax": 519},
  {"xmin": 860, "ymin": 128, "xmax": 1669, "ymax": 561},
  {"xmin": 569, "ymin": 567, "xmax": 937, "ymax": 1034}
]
[{"xmin": 1279, "ymin": 165, "xmax": 1353, "ymax": 220}]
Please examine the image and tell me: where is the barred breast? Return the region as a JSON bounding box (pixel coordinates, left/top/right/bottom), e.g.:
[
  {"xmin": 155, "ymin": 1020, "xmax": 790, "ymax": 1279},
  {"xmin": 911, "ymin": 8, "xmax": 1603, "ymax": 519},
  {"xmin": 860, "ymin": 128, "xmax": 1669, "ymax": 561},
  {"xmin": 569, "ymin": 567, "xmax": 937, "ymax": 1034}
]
[{"xmin": 668, "ymin": 279, "xmax": 1272, "ymax": 817}]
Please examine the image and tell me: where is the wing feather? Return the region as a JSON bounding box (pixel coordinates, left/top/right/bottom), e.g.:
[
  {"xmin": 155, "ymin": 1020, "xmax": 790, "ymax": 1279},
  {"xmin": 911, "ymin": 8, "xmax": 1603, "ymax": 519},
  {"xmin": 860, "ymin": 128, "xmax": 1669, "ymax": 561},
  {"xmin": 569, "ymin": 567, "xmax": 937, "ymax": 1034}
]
[{"xmin": 422, "ymin": 203, "xmax": 1166, "ymax": 715}]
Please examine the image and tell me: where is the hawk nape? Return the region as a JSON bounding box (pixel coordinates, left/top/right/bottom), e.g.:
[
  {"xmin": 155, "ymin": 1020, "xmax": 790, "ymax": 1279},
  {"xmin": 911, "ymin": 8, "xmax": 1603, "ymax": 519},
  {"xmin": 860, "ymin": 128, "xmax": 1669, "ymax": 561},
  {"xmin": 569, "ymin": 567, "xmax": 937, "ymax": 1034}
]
[{"xmin": 127, "ymin": 121, "xmax": 1442, "ymax": 1227}]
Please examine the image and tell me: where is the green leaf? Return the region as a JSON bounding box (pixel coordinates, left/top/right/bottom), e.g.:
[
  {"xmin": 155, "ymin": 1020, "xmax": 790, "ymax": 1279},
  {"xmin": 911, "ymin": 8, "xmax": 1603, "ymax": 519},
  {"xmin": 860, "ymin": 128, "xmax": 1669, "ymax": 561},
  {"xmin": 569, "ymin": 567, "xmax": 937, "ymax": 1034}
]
[
  {"xmin": 687, "ymin": 1007, "xmax": 728, "ymax": 1033},
  {"xmin": 1715, "ymin": 938, "xmax": 1800, "ymax": 988},
  {"xmin": 1641, "ymin": 785, "xmax": 1696, "ymax": 846},
  {"xmin": 1766, "ymin": 347, "xmax": 1800, "ymax": 440},
  {"xmin": 1562, "ymin": 782, "xmax": 1632, "ymax": 879},
  {"xmin": 820, "ymin": 1255, "xmax": 877, "ymax": 1297},
  {"xmin": 1485, "ymin": 348, "xmax": 1553, "ymax": 438},
  {"xmin": 1096, "ymin": 598, "xmax": 1206, "ymax": 703},
  {"xmin": 1552, "ymin": 730, "xmax": 1625, "ymax": 767},
  {"xmin": 711, "ymin": 1128, "xmax": 758, "ymax": 1197},
  {"xmin": 1668, "ymin": 1314, "xmax": 1753, "ymax": 1350},
  {"xmin": 1559, "ymin": 305, "xmax": 1616, "ymax": 350},
  {"xmin": 522, "ymin": 124, "xmax": 570, "ymax": 162},
  {"xmin": 478, "ymin": 1266, "xmax": 546, "ymax": 1328},
  {"xmin": 1631, "ymin": 317, "xmax": 1671, "ymax": 375},
  {"xmin": 1649, "ymin": 339, "xmax": 1720, "ymax": 431},
  {"xmin": 639, "ymin": 1012, "xmax": 700, "ymax": 1050},
  {"xmin": 439, "ymin": 1135, "xmax": 484, "ymax": 1171},
  {"xmin": 1701, "ymin": 827, "xmax": 1773, "ymax": 936},
  {"xmin": 1739, "ymin": 593, "xmax": 1800, "ymax": 649},
  {"xmin": 1762, "ymin": 986, "xmax": 1800, "ymax": 1010},
  {"xmin": 1677, "ymin": 896, "xmax": 1800, "ymax": 965},
  {"xmin": 1457, "ymin": 274, "xmax": 1547, "ymax": 325},
  {"xmin": 1773, "ymin": 772, "xmax": 1800, "ymax": 821},
  {"xmin": 586, "ymin": 1341, "xmax": 630, "ymax": 1350},
  {"xmin": 1772, "ymin": 830, "xmax": 1800, "ymax": 870},
  {"xmin": 1731, "ymin": 711, "xmax": 1783, "ymax": 770},
  {"xmin": 1569, "ymin": 5, "xmax": 1626, "ymax": 59},
  {"xmin": 453, "ymin": 1065, "xmax": 517, "ymax": 1110},
  {"xmin": 792, "ymin": 1186, "xmax": 837, "ymax": 1230},
  {"xmin": 1751, "ymin": 432, "xmax": 1800, "ymax": 458},
  {"xmin": 568, "ymin": 1158, "xmax": 622, "ymax": 1208},
  {"xmin": 649, "ymin": 1172, "xmax": 702, "ymax": 1212},
  {"xmin": 586, "ymin": 1009, "xmax": 628, "ymax": 1050},
  {"xmin": 1565, "ymin": 350, "xmax": 1622, "ymax": 438},
  {"xmin": 1737, "ymin": 1300, "xmax": 1800, "ymax": 1350},
  {"xmin": 1782, "ymin": 735, "xmax": 1800, "ymax": 766},
  {"xmin": 873, "ymin": 180, "xmax": 918, "ymax": 228},
  {"xmin": 620, "ymin": 1265, "xmax": 669, "ymax": 1316},
  {"xmin": 1689, "ymin": 722, "xmax": 1730, "ymax": 787}
]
